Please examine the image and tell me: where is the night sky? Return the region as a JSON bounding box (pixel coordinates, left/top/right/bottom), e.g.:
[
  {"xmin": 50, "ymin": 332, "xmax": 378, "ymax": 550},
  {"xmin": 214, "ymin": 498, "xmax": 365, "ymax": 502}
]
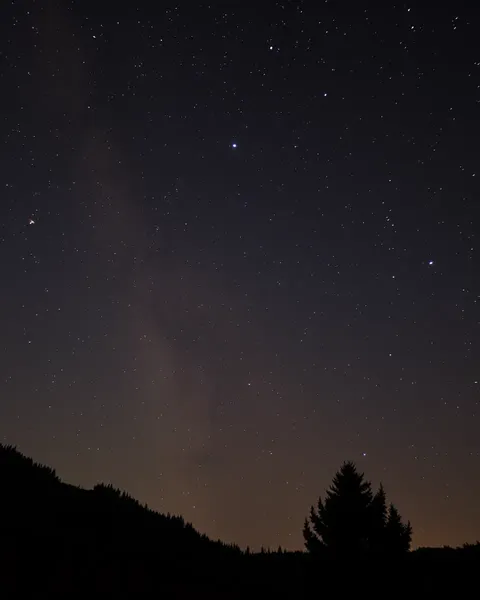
[{"xmin": 1, "ymin": 1, "xmax": 478, "ymax": 551}]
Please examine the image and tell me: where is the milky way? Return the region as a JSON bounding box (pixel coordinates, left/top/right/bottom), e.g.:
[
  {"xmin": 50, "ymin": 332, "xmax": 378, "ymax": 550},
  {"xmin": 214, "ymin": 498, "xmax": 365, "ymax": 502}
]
[{"xmin": 0, "ymin": 1, "xmax": 478, "ymax": 550}]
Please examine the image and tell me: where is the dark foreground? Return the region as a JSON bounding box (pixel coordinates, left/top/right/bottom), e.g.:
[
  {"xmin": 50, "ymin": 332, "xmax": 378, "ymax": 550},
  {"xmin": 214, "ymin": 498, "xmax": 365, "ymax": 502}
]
[
  {"xmin": 0, "ymin": 443, "xmax": 478, "ymax": 594},
  {"xmin": 1, "ymin": 539, "xmax": 479, "ymax": 595}
]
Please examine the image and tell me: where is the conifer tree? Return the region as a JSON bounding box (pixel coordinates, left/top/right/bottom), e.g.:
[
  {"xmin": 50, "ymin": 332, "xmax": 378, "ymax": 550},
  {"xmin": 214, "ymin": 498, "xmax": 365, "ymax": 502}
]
[
  {"xmin": 384, "ymin": 503, "xmax": 412, "ymax": 554},
  {"xmin": 303, "ymin": 462, "xmax": 373, "ymax": 557},
  {"xmin": 369, "ymin": 483, "xmax": 387, "ymax": 553},
  {"xmin": 304, "ymin": 461, "xmax": 411, "ymax": 557}
]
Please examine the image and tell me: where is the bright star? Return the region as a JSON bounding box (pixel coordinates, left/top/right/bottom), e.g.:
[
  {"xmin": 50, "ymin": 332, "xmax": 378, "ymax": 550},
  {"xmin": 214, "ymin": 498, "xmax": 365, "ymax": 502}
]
[
  {"xmin": 232, "ymin": 143, "xmax": 237, "ymax": 149},
  {"xmin": 428, "ymin": 260, "xmax": 434, "ymax": 265}
]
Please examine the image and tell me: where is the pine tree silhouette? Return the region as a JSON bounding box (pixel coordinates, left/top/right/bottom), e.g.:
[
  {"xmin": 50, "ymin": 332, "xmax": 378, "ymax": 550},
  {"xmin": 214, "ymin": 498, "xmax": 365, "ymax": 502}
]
[
  {"xmin": 385, "ymin": 503, "xmax": 412, "ymax": 555},
  {"xmin": 304, "ymin": 461, "xmax": 411, "ymax": 558},
  {"xmin": 369, "ymin": 483, "xmax": 387, "ymax": 554}
]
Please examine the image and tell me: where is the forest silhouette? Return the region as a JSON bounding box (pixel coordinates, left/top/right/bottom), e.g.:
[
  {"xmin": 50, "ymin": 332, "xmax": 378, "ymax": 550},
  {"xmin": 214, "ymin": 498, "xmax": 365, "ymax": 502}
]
[{"xmin": 0, "ymin": 443, "xmax": 478, "ymax": 594}]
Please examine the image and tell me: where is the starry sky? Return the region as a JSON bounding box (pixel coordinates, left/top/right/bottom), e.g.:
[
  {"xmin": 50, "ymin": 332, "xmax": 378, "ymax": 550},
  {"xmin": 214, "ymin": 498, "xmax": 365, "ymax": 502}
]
[{"xmin": 1, "ymin": 0, "xmax": 479, "ymax": 551}]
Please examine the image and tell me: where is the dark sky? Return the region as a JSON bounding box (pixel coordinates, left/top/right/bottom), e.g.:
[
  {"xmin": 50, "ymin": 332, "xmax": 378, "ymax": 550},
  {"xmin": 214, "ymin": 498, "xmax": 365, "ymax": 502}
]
[{"xmin": 0, "ymin": 0, "xmax": 478, "ymax": 550}]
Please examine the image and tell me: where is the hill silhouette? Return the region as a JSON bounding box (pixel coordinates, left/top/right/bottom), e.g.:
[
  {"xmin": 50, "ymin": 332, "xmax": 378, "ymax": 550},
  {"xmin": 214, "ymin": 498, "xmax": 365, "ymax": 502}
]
[
  {"xmin": 0, "ymin": 443, "xmax": 478, "ymax": 595},
  {"xmin": 0, "ymin": 444, "xmax": 244, "ymax": 593}
]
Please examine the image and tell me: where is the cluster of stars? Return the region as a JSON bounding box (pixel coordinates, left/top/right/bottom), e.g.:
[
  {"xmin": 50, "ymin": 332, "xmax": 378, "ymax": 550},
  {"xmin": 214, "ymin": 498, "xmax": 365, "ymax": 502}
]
[{"xmin": 0, "ymin": 1, "xmax": 478, "ymax": 552}]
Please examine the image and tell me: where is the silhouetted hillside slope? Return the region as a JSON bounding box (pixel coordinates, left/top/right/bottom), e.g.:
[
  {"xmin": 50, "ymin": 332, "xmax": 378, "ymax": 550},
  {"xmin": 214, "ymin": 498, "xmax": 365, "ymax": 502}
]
[
  {"xmin": 0, "ymin": 444, "xmax": 218, "ymax": 548},
  {"xmin": 0, "ymin": 444, "xmax": 243, "ymax": 592}
]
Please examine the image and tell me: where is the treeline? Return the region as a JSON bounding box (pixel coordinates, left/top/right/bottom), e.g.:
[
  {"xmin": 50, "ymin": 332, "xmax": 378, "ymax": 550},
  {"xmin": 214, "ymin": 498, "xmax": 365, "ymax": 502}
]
[{"xmin": 0, "ymin": 444, "xmax": 478, "ymax": 594}]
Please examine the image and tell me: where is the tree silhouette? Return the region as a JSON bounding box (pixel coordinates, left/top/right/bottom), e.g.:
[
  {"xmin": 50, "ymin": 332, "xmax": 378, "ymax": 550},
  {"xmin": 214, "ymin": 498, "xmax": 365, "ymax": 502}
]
[
  {"xmin": 304, "ymin": 461, "xmax": 411, "ymax": 558},
  {"xmin": 369, "ymin": 483, "xmax": 389, "ymax": 554},
  {"xmin": 385, "ymin": 503, "xmax": 412, "ymax": 555}
]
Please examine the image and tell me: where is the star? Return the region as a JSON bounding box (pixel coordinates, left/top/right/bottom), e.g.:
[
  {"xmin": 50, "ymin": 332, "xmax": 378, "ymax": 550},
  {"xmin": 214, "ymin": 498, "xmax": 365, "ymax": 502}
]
[{"xmin": 0, "ymin": 0, "xmax": 477, "ymax": 557}]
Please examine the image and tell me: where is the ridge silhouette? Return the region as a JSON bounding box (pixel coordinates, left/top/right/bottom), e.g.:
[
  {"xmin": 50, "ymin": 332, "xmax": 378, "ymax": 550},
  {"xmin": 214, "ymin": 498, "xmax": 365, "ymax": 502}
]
[{"xmin": 0, "ymin": 443, "xmax": 478, "ymax": 595}]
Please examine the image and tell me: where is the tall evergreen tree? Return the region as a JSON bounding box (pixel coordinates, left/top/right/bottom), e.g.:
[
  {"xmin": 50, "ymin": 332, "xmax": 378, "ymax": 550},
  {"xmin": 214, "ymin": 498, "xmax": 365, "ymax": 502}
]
[
  {"xmin": 384, "ymin": 503, "xmax": 412, "ymax": 554},
  {"xmin": 304, "ymin": 461, "xmax": 411, "ymax": 558},
  {"xmin": 369, "ymin": 483, "xmax": 387, "ymax": 553},
  {"xmin": 303, "ymin": 462, "xmax": 373, "ymax": 558}
]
